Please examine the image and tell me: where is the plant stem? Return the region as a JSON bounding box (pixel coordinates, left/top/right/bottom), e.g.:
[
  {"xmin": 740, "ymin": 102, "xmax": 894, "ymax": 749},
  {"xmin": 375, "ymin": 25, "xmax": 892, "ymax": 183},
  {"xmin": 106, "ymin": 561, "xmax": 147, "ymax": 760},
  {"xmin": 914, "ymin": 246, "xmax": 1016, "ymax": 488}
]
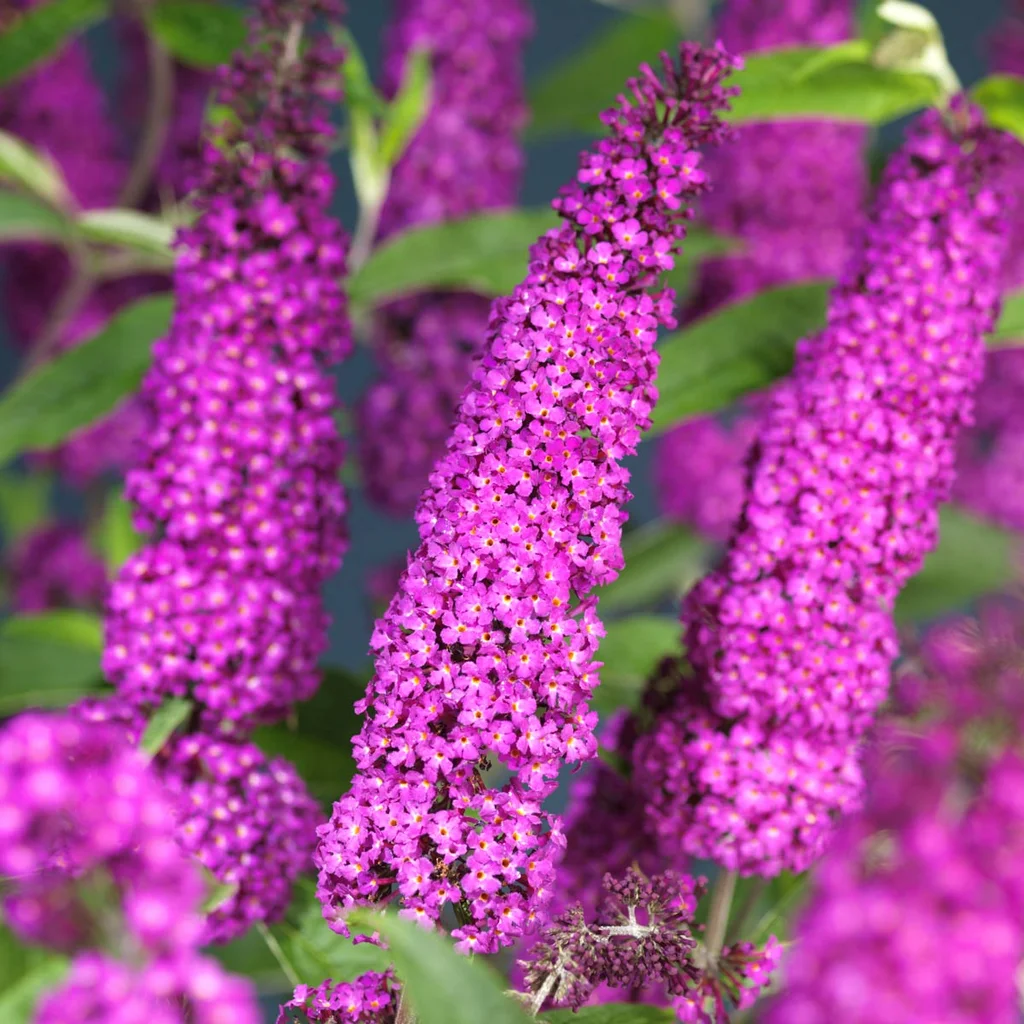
[
  {"xmin": 255, "ymin": 921, "xmax": 302, "ymax": 991},
  {"xmin": 704, "ymin": 869, "xmax": 738, "ymax": 964},
  {"xmin": 395, "ymin": 989, "xmax": 418, "ymax": 1024},
  {"xmin": 29, "ymin": 247, "xmax": 92, "ymax": 370},
  {"xmin": 349, "ymin": 197, "xmax": 383, "ymax": 273},
  {"xmin": 726, "ymin": 877, "xmax": 767, "ymax": 945},
  {"xmin": 118, "ymin": 31, "xmax": 174, "ymax": 209}
]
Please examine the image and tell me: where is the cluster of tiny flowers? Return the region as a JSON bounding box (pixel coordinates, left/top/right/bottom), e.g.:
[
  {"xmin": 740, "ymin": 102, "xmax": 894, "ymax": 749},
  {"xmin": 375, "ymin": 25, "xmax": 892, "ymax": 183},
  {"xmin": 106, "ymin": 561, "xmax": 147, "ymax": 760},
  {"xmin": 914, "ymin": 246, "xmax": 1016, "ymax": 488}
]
[
  {"xmin": 73, "ymin": 691, "xmax": 321, "ymax": 945},
  {"xmin": 655, "ymin": 0, "xmax": 866, "ymax": 537},
  {"xmin": 277, "ymin": 973, "xmax": 396, "ymax": 1024},
  {"xmin": 673, "ymin": 938, "xmax": 781, "ymax": 1024},
  {"xmin": 357, "ymin": 0, "xmax": 532, "ymax": 515},
  {"xmin": 952, "ymin": 0, "xmax": 1024, "ymax": 531},
  {"xmin": 520, "ymin": 868, "xmax": 701, "ymax": 1012},
  {"xmin": 8, "ymin": 523, "xmax": 108, "ymax": 613},
  {"xmin": 103, "ymin": 0, "xmax": 351, "ymax": 733},
  {"xmin": 0, "ymin": 713, "xmax": 261, "ymax": 1024},
  {"xmin": 316, "ymin": 43, "xmax": 738, "ymax": 955},
  {"xmin": 763, "ymin": 600, "xmax": 1024, "ymax": 1022},
  {"xmin": 632, "ymin": 107, "xmax": 1015, "ymax": 876}
]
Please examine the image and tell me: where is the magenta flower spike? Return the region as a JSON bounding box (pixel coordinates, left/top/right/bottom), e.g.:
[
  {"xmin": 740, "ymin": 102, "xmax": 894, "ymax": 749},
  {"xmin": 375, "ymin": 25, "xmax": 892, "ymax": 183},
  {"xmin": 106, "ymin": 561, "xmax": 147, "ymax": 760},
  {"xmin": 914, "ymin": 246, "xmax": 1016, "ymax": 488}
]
[
  {"xmin": 357, "ymin": 0, "xmax": 532, "ymax": 516},
  {"xmin": 0, "ymin": 713, "xmax": 262, "ymax": 1024},
  {"xmin": 655, "ymin": 0, "xmax": 867, "ymax": 539},
  {"xmin": 763, "ymin": 601, "xmax": 1024, "ymax": 1023},
  {"xmin": 633, "ymin": 106, "xmax": 1016, "ymax": 877},
  {"xmin": 102, "ymin": 0, "xmax": 352, "ymax": 734},
  {"xmin": 315, "ymin": 42, "xmax": 739, "ymax": 955}
]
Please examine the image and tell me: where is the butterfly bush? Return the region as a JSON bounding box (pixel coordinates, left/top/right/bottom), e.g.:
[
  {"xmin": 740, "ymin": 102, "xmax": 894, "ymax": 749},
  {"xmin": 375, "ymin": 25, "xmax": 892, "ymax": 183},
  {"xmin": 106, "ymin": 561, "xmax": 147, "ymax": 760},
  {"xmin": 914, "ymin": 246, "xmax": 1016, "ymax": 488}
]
[
  {"xmin": 655, "ymin": 0, "xmax": 866, "ymax": 537},
  {"xmin": 315, "ymin": 42, "xmax": 738, "ymax": 956},
  {"xmin": 764, "ymin": 600, "xmax": 1024, "ymax": 1023},
  {"xmin": 952, "ymin": 0, "xmax": 1024, "ymax": 531},
  {"xmin": 357, "ymin": 0, "xmax": 532, "ymax": 516},
  {"xmin": 0, "ymin": 713, "xmax": 260, "ymax": 1024},
  {"xmin": 632, "ymin": 106, "xmax": 1015, "ymax": 876},
  {"xmin": 103, "ymin": 0, "xmax": 351, "ymax": 734}
]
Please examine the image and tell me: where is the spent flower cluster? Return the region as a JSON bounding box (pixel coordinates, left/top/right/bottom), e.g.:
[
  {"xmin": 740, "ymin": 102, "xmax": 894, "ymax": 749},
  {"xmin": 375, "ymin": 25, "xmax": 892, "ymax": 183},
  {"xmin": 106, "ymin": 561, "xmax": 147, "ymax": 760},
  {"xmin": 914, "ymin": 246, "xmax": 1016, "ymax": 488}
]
[{"xmin": 316, "ymin": 42, "xmax": 739, "ymax": 955}]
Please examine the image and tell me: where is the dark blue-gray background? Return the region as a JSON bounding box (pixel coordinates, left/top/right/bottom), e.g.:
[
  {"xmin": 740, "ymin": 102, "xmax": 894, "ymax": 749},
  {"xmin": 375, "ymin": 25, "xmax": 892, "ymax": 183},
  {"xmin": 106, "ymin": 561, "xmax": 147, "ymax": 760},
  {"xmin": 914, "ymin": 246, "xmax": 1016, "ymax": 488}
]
[{"xmin": 0, "ymin": 0, "xmax": 1004, "ymax": 673}]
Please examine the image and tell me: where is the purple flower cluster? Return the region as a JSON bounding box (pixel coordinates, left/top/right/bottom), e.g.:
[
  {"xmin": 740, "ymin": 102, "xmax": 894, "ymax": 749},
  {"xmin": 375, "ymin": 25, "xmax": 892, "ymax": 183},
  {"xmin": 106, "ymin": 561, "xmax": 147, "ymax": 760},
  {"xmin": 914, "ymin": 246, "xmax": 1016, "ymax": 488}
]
[
  {"xmin": 655, "ymin": 0, "xmax": 866, "ymax": 536},
  {"xmin": 277, "ymin": 973, "xmax": 396, "ymax": 1024},
  {"xmin": 0, "ymin": 713, "xmax": 260, "ymax": 1023},
  {"xmin": 632, "ymin": 107, "xmax": 1015, "ymax": 877},
  {"xmin": 764, "ymin": 600, "xmax": 1024, "ymax": 1022},
  {"xmin": 357, "ymin": 0, "xmax": 532, "ymax": 516},
  {"xmin": 103, "ymin": 0, "xmax": 351, "ymax": 734},
  {"xmin": 952, "ymin": 0, "xmax": 1024, "ymax": 531},
  {"xmin": 73, "ymin": 698, "xmax": 322, "ymax": 944},
  {"xmin": 316, "ymin": 43, "xmax": 738, "ymax": 954},
  {"xmin": 8, "ymin": 523, "xmax": 107, "ymax": 613}
]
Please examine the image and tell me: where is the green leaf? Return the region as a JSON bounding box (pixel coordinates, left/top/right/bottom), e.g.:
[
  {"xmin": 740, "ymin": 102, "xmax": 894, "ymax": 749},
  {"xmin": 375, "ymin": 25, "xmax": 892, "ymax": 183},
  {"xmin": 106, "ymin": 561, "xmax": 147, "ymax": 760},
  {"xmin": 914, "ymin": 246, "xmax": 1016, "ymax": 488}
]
[
  {"xmin": 896, "ymin": 507, "xmax": 1018, "ymax": 623},
  {"xmin": 78, "ymin": 208, "xmax": 175, "ymax": 263},
  {"xmin": 379, "ymin": 47, "xmax": 432, "ymax": 169},
  {"xmin": 649, "ymin": 281, "xmax": 831, "ymax": 437},
  {"xmin": 349, "ymin": 209, "xmax": 559, "ymax": 308},
  {"xmin": 209, "ymin": 928, "xmax": 286, "ymax": 991},
  {"xmin": 146, "ymin": 0, "xmax": 247, "ymax": 69},
  {"xmin": 595, "ymin": 615, "xmax": 680, "ymax": 714},
  {"xmin": 973, "ymin": 74, "xmax": 1024, "ymax": 145},
  {"xmin": 93, "ymin": 489, "xmax": 144, "ymax": 576},
  {"xmin": 0, "ymin": 293, "xmax": 172, "ymax": 467},
  {"xmin": 0, "ymin": 129, "xmax": 70, "ymax": 208},
  {"xmin": 528, "ymin": 11, "xmax": 679, "ymax": 137},
  {"xmin": 0, "ymin": 931, "xmax": 67, "ymax": 1024},
  {"xmin": 3, "ymin": 609, "xmax": 103, "ymax": 650},
  {"xmin": 872, "ymin": 1, "xmax": 960, "ymax": 103},
  {"xmin": 199, "ymin": 865, "xmax": 239, "ymax": 914},
  {"xmin": 140, "ymin": 697, "xmax": 193, "ymax": 758},
  {"xmin": 348, "ymin": 909, "xmax": 532, "ymax": 1024},
  {"xmin": 0, "ymin": 189, "xmax": 70, "ymax": 242},
  {"xmin": 0, "ymin": 0, "xmax": 108, "ymax": 88},
  {"xmin": 745, "ymin": 871, "xmax": 809, "ymax": 945},
  {"xmin": 272, "ymin": 882, "xmax": 392, "ymax": 987},
  {"xmin": 0, "ymin": 471, "xmax": 52, "ymax": 545},
  {"xmin": 724, "ymin": 45, "xmax": 939, "ymax": 124},
  {"xmin": 0, "ymin": 611, "xmax": 104, "ymax": 714},
  {"xmin": 992, "ymin": 288, "xmax": 1024, "ymax": 344},
  {"xmin": 543, "ymin": 1007, "xmax": 676, "ymax": 1024},
  {"xmin": 598, "ymin": 520, "xmax": 708, "ymax": 615},
  {"xmin": 336, "ymin": 26, "xmax": 388, "ymax": 215}
]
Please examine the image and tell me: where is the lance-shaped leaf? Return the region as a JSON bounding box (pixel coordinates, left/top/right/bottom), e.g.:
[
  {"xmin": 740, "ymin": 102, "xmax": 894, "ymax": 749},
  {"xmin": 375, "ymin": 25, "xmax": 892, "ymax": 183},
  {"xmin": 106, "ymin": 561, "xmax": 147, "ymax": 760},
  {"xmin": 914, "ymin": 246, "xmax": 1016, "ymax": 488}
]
[
  {"xmin": 0, "ymin": 129, "xmax": 70, "ymax": 208},
  {"xmin": 0, "ymin": 294, "xmax": 173, "ymax": 467},
  {"xmin": 0, "ymin": 190, "xmax": 71, "ymax": 243},
  {"xmin": 973, "ymin": 74, "xmax": 1024, "ymax": 146},
  {"xmin": 145, "ymin": 0, "xmax": 246, "ymax": 69},
  {"xmin": 0, "ymin": 0, "xmax": 108, "ymax": 88},
  {"xmin": 594, "ymin": 615, "xmax": 682, "ymax": 714}
]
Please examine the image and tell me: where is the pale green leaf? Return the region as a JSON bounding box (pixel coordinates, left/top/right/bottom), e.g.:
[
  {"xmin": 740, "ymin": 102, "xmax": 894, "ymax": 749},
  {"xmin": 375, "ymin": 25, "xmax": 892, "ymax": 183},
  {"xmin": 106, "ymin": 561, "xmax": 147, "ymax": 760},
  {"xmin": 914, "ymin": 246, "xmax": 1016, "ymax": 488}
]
[
  {"xmin": 0, "ymin": 472, "xmax": 52, "ymax": 545},
  {"xmin": 140, "ymin": 697, "xmax": 193, "ymax": 758},
  {"xmin": 0, "ymin": 129, "xmax": 70, "ymax": 208},
  {"xmin": 992, "ymin": 288, "xmax": 1024, "ymax": 345},
  {"xmin": 0, "ymin": 612, "xmax": 105, "ymax": 714},
  {"xmin": 348, "ymin": 909, "xmax": 532, "ymax": 1024},
  {"xmin": 78, "ymin": 208, "xmax": 175, "ymax": 263},
  {"xmin": 0, "ymin": 294, "xmax": 172, "ymax": 467},
  {"xmin": 543, "ymin": 1007, "xmax": 676, "ymax": 1024},
  {"xmin": 0, "ymin": 939, "xmax": 67, "ymax": 1024},
  {"xmin": 595, "ymin": 615, "xmax": 681, "ymax": 713},
  {"xmin": 349, "ymin": 209, "xmax": 558, "ymax": 308},
  {"xmin": 896, "ymin": 507, "xmax": 1018, "ymax": 623},
  {"xmin": 528, "ymin": 11, "xmax": 679, "ymax": 137},
  {"xmin": 146, "ymin": 0, "xmax": 246, "ymax": 69},
  {"xmin": 379, "ymin": 47, "xmax": 432, "ymax": 169},
  {"xmin": 93, "ymin": 489, "xmax": 144, "ymax": 576},
  {"xmin": 973, "ymin": 74, "xmax": 1024, "ymax": 145},
  {"xmin": 0, "ymin": 189, "xmax": 70, "ymax": 242},
  {"xmin": 0, "ymin": 0, "xmax": 108, "ymax": 88},
  {"xmin": 598, "ymin": 520, "xmax": 708, "ymax": 615},
  {"xmin": 649, "ymin": 281, "xmax": 831, "ymax": 437}
]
